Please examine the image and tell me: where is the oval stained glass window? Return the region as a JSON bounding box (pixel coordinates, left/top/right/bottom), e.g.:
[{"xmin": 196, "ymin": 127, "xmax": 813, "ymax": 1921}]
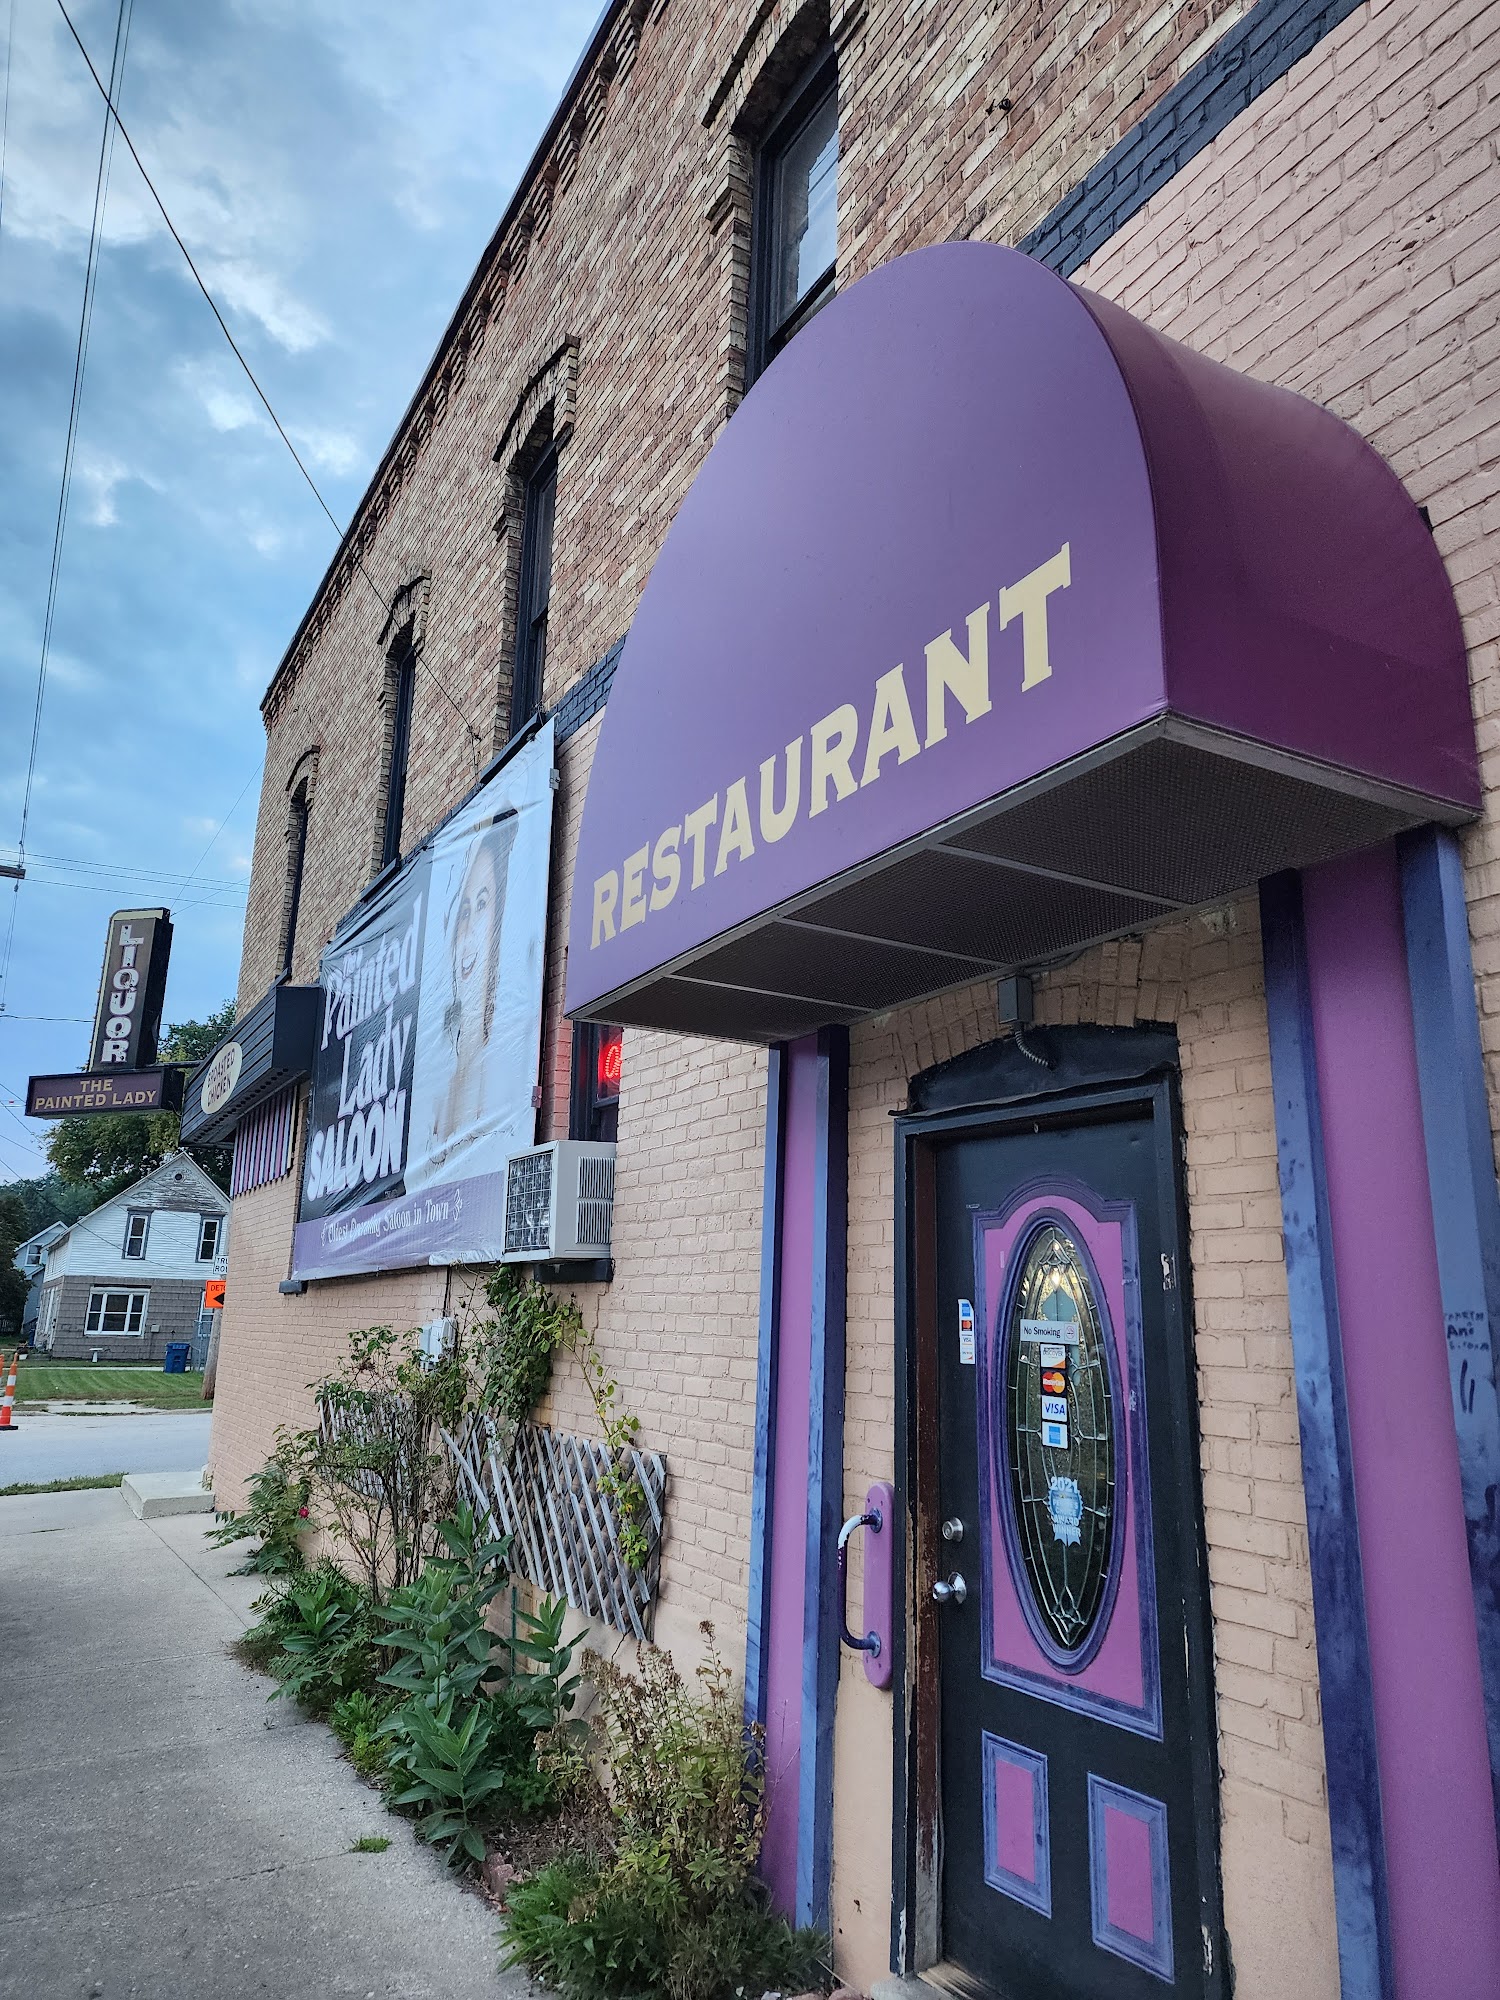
[{"xmin": 1001, "ymin": 1221, "xmax": 1119, "ymax": 1661}]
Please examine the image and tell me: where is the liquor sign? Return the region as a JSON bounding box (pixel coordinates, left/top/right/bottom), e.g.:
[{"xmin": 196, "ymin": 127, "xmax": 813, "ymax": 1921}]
[
  {"xmin": 88, "ymin": 908, "xmax": 173, "ymax": 1070},
  {"xmin": 26, "ymin": 1069, "xmax": 183, "ymax": 1117}
]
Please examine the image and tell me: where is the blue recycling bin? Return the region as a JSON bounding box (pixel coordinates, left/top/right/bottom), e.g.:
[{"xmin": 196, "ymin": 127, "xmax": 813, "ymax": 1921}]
[{"xmin": 163, "ymin": 1343, "xmax": 190, "ymax": 1374}]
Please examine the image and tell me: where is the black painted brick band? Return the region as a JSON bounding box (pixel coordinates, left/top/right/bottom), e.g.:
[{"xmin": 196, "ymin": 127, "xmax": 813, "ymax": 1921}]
[
  {"xmin": 1020, "ymin": 0, "xmax": 1367, "ymax": 276},
  {"xmin": 554, "ymin": 636, "xmax": 625, "ymax": 745}
]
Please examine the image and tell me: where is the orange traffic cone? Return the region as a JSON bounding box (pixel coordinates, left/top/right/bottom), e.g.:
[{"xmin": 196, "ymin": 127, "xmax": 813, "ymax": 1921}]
[{"xmin": 0, "ymin": 1349, "xmax": 18, "ymax": 1431}]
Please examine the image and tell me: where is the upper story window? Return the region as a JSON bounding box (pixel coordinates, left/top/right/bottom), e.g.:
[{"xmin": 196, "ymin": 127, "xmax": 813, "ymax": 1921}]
[
  {"xmin": 569, "ymin": 1021, "xmax": 622, "ymax": 1145},
  {"xmin": 123, "ymin": 1211, "xmax": 150, "ymax": 1259},
  {"xmin": 281, "ymin": 779, "xmax": 311, "ymax": 979},
  {"xmin": 511, "ymin": 445, "xmax": 557, "ymax": 734},
  {"xmin": 197, "ymin": 1215, "xmax": 222, "ymax": 1263},
  {"xmin": 381, "ymin": 643, "xmax": 417, "ymax": 869},
  {"xmin": 750, "ymin": 53, "xmax": 838, "ymax": 380}
]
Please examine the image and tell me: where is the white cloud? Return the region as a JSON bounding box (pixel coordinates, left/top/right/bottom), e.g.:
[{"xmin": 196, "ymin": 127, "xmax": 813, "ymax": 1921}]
[
  {"xmin": 199, "ymin": 257, "xmax": 329, "ymax": 355},
  {"xmin": 75, "ymin": 449, "xmax": 132, "ymax": 526},
  {"xmin": 292, "ymin": 423, "xmax": 363, "ymax": 477}
]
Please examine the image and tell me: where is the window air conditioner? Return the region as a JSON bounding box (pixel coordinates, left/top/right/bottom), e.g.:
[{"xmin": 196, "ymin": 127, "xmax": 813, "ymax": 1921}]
[{"xmin": 502, "ymin": 1142, "xmax": 616, "ymax": 1262}]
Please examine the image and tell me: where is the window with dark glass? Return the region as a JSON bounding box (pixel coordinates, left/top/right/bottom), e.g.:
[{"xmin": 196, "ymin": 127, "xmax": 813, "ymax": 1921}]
[
  {"xmin": 569, "ymin": 1021, "xmax": 622, "ymax": 1145},
  {"xmin": 197, "ymin": 1215, "xmax": 222, "ymax": 1263},
  {"xmin": 750, "ymin": 54, "xmax": 838, "ymax": 379},
  {"xmin": 512, "ymin": 445, "xmax": 557, "ymax": 734},
  {"xmin": 281, "ymin": 781, "xmax": 310, "ymax": 978},
  {"xmin": 123, "ymin": 1210, "xmax": 149, "ymax": 1259},
  {"xmin": 380, "ymin": 645, "xmax": 416, "ymax": 870}
]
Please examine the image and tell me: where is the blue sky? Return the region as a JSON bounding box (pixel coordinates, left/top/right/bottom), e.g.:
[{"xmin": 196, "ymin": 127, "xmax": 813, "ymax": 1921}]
[{"xmin": 0, "ymin": 0, "xmax": 599, "ymax": 1180}]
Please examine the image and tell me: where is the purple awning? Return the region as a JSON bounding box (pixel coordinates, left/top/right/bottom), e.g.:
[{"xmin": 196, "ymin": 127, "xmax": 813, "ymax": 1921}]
[{"xmin": 567, "ymin": 243, "xmax": 1474, "ymax": 1041}]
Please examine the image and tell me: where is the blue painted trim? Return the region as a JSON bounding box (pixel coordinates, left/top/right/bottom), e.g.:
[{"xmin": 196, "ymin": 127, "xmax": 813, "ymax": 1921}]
[
  {"xmin": 1259, "ymin": 871, "xmax": 1394, "ymax": 2000},
  {"xmin": 1020, "ymin": 0, "xmax": 1366, "ymax": 277},
  {"xmin": 744, "ymin": 1045, "xmax": 786, "ymax": 1739},
  {"xmin": 971, "ymin": 1177, "xmax": 1163, "ymax": 1738},
  {"xmin": 796, "ymin": 1025, "xmax": 849, "ymax": 1932},
  {"xmin": 981, "ymin": 1732, "xmax": 1052, "ymax": 1918},
  {"xmin": 1087, "ymin": 1774, "xmax": 1174, "ymax": 1981},
  {"xmin": 1397, "ymin": 826, "xmax": 1500, "ymax": 1842}
]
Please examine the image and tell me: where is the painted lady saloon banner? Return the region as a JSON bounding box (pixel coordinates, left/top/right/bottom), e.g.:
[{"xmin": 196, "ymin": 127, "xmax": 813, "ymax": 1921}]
[{"xmin": 292, "ymin": 720, "xmax": 555, "ymax": 1279}]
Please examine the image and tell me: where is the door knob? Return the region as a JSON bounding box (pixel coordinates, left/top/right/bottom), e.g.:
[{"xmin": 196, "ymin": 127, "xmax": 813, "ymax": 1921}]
[{"xmin": 932, "ymin": 1572, "xmax": 968, "ymax": 1606}]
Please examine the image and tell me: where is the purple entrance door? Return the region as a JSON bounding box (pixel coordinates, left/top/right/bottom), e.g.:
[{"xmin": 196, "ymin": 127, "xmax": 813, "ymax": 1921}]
[{"xmin": 931, "ymin": 1089, "xmax": 1223, "ymax": 1997}]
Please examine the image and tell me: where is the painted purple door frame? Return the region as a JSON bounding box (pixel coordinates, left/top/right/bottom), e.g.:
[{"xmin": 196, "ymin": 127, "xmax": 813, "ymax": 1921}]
[
  {"xmin": 1263, "ymin": 848, "xmax": 1500, "ymax": 1999},
  {"xmin": 746, "ymin": 1028, "xmax": 849, "ymax": 1928},
  {"xmin": 1396, "ymin": 825, "xmax": 1500, "ymax": 1836}
]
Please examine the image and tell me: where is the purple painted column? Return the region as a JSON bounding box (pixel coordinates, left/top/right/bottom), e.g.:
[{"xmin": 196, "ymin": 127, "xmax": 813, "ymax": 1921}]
[
  {"xmin": 1302, "ymin": 848, "xmax": 1500, "ymax": 1996},
  {"xmin": 759, "ymin": 1036, "xmax": 818, "ymax": 1910}
]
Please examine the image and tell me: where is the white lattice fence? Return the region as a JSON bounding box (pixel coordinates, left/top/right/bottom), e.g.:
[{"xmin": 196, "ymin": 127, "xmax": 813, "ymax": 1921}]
[{"xmin": 444, "ymin": 1414, "xmax": 667, "ymax": 1641}]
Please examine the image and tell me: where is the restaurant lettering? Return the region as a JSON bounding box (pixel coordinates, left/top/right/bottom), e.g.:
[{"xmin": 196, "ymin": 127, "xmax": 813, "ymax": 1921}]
[{"xmin": 589, "ymin": 544, "xmax": 1071, "ymax": 949}]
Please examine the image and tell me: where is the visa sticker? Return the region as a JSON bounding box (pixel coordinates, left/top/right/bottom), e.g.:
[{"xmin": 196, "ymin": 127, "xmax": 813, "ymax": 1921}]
[
  {"xmin": 1041, "ymin": 1394, "xmax": 1068, "ymax": 1422},
  {"xmin": 958, "ymin": 1299, "xmax": 975, "ymax": 1366},
  {"xmin": 1042, "ymin": 1419, "xmax": 1070, "ymax": 1450}
]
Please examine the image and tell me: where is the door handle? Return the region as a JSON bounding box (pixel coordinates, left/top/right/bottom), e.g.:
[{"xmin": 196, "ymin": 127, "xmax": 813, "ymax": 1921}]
[
  {"xmin": 838, "ymin": 1507, "xmax": 883, "ymax": 1656},
  {"xmin": 932, "ymin": 1572, "xmax": 968, "ymax": 1606}
]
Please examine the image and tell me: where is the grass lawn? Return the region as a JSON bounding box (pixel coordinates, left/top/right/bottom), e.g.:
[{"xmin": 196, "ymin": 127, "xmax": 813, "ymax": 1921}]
[
  {"xmin": 0, "ymin": 1472, "xmax": 125, "ymax": 1499},
  {"xmin": 13, "ymin": 1364, "xmax": 210, "ymax": 1408}
]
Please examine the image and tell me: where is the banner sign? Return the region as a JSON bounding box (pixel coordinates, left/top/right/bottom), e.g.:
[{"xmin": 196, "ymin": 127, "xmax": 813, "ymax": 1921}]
[
  {"xmin": 292, "ymin": 720, "xmax": 555, "ymax": 1280},
  {"xmin": 27, "ymin": 1068, "xmax": 181, "ymax": 1117},
  {"xmin": 88, "ymin": 908, "xmax": 172, "ymax": 1069}
]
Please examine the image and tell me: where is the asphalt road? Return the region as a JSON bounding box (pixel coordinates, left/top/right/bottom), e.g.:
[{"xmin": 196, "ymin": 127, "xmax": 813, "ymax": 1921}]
[
  {"xmin": 0, "ymin": 1488, "xmax": 527, "ymax": 1999},
  {"xmin": 0, "ymin": 1409, "xmax": 213, "ymax": 1485}
]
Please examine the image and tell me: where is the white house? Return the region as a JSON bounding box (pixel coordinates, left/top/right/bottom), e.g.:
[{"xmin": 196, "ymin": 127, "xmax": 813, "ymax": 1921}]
[
  {"xmin": 13, "ymin": 1221, "xmax": 67, "ymax": 1342},
  {"xmin": 34, "ymin": 1153, "xmax": 229, "ymax": 1363}
]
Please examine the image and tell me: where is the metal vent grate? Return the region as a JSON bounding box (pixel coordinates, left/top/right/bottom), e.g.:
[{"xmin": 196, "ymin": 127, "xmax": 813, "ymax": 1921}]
[
  {"xmin": 576, "ymin": 1154, "xmax": 615, "ymax": 1247},
  {"xmin": 504, "ymin": 1149, "xmax": 554, "ymax": 1254}
]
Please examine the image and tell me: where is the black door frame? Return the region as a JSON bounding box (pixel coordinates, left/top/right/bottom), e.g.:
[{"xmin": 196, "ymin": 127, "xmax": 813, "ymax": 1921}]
[{"xmin": 889, "ymin": 1028, "xmax": 1227, "ymax": 1993}]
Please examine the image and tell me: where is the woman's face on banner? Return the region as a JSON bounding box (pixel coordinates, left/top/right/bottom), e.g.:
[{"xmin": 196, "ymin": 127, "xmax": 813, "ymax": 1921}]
[{"xmin": 452, "ymin": 841, "xmax": 498, "ymax": 1034}]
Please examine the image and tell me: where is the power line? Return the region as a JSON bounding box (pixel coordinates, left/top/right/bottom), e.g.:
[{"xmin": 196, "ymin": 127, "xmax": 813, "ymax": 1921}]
[
  {"xmin": 1, "ymin": 0, "xmax": 133, "ymax": 1015},
  {"xmin": 54, "ymin": 0, "xmax": 484, "ymax": 761},
  {"xmin": 9, "ymin": 849, "xmax": 247, "ymax": 891}
]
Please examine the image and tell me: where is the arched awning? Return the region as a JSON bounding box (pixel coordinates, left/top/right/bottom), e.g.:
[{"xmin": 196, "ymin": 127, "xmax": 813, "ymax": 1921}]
[{"xmin": 566, "ymin": 243, "xmax": 1475, "ymax": 1042}]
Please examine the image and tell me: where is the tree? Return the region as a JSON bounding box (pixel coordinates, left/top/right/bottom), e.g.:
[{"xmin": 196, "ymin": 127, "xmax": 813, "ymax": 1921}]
[
  {"xmin": 45, "ymin": 1002, "xmax": 237, "ymax": 1203},
  {"xmin": 0, "ymin": 1189, "xmax": 29, "ymax": 1334}
]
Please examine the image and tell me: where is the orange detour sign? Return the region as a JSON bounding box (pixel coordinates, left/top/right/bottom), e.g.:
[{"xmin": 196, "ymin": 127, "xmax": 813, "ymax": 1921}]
[{"xmin": 203, "ymin": 1279, "xmax": 226, "ymax": 1312}]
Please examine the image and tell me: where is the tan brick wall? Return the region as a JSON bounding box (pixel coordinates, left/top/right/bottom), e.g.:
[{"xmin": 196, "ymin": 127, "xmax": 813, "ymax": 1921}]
[{"xmin": 832, "ymin": 902, "xmax": 1339, "ymax": 1995}]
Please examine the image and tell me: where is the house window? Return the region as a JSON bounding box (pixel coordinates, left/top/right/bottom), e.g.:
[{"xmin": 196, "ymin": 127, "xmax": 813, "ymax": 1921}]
[
  {"xmin": 511, "ymin": 446, "xmax": 557, "ymax": 733},
  {"xmin": 381, "ymin": 644, "xmax": 417, "ymax": 869},
  {"xmin": 197, "ymin": 1215, "xmax": 222, "ymax": 1263},
  {"xmin": 86, "ymin": 1288, "xmax": 149, "ymax": 1335},
  {"xmin": 749, "ymin": 53, "xmax": 838, "ymax": 379},
  {"xmin": 570, "ymin": 1021, "xmax": 622, "ymax": 1145},
  {"xmin": 123, "ymin": 1211, "xmax": 150, "ymax": 1259},
  {"xmin": 281, "ymin": 780, "xmax": 310, "ymax": 978}
]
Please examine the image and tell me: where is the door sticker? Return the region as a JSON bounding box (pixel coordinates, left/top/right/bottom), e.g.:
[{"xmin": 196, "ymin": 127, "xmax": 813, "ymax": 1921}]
[{"xmin": 958, "ymin": 1298, "xmax": 976, "ymax": 1366}]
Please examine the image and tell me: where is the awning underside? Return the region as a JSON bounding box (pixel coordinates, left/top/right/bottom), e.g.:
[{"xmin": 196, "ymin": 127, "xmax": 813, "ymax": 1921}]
[{"xmin": 589, "ymin": 726, "xmax": 1444, "ymax": 1043}]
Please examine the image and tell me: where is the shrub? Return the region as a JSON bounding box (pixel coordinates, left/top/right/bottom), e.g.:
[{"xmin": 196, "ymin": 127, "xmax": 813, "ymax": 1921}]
[
  {"xmin": 207, "ymin": 1446, "xmax": 308, "ymax": 1575},
  {"xmin": 502, "ymin": 1629, "xmax": 829, "ymax": 2000},
  {"xmin": 271, "ymin": 1566, "xmax": 380, "ymax": 1715},
  {"xmin": 330, "ymin": 1689, "xmax": 400, "ymax": 1782}
]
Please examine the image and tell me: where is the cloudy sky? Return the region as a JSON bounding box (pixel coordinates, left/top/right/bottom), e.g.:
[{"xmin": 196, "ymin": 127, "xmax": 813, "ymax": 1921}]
[{"xmin": 0, "ymin": 0, "xmax": 599, "ymax": 1180}]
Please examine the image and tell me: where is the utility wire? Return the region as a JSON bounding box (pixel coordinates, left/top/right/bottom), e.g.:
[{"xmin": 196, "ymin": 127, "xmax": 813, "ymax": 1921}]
[
  {"xmin": 54, "ymin": 0, "xmax": 483, "ymax": 758},
  {"xmin": 1, "ymin": 0, "xmax": 132, "ymax": 1016}
]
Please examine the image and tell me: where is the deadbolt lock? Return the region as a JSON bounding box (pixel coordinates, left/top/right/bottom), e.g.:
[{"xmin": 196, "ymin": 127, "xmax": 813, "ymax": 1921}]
[{"xmin": 941, "ymin": 1518, "xmax": 965, "ymax": 1543}]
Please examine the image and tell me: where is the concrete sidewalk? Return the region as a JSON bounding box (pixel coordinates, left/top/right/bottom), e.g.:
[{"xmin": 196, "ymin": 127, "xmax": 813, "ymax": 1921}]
[{"xmin": 0, "ymin": 1487, "xmax": 531, "ymax": 1999}]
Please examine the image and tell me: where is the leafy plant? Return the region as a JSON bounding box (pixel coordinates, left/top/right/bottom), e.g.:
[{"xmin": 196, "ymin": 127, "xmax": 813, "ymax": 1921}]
[
  {"xmin": 207, "ymin": 1445, "xmax": 309, "ymax": 1575},
  {"xmin": 330, "ymin": 1689, "xmax": 399, "ymax": 1781},
  {"xmin": 268, "ymin": 1566, "xmax": 379, "ymax": 1715},
  {"xmin": 502, "ymin": 1627, "xmax": 829, "ymax": 2000},
  {"xmin": 502, "ymin": 1592, "xmax": 584, "ymax": 1736},
  {"xmin": 475, "ymin": 1267, "xmax": 584, "ymax": 1428},
  {"xmin": 387, "ymin": 1694, "xmax": 512, "ymax": 1865},
  {"xmin": 296, "ymin": 1324, "xmax": 470, "ymax": 1601}
]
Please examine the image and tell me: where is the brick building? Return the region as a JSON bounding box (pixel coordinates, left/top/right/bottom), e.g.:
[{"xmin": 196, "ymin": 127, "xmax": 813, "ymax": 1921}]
[{"xmin": 199, "ymin": 1, "xmax": 1500, "ymax": 1995}]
